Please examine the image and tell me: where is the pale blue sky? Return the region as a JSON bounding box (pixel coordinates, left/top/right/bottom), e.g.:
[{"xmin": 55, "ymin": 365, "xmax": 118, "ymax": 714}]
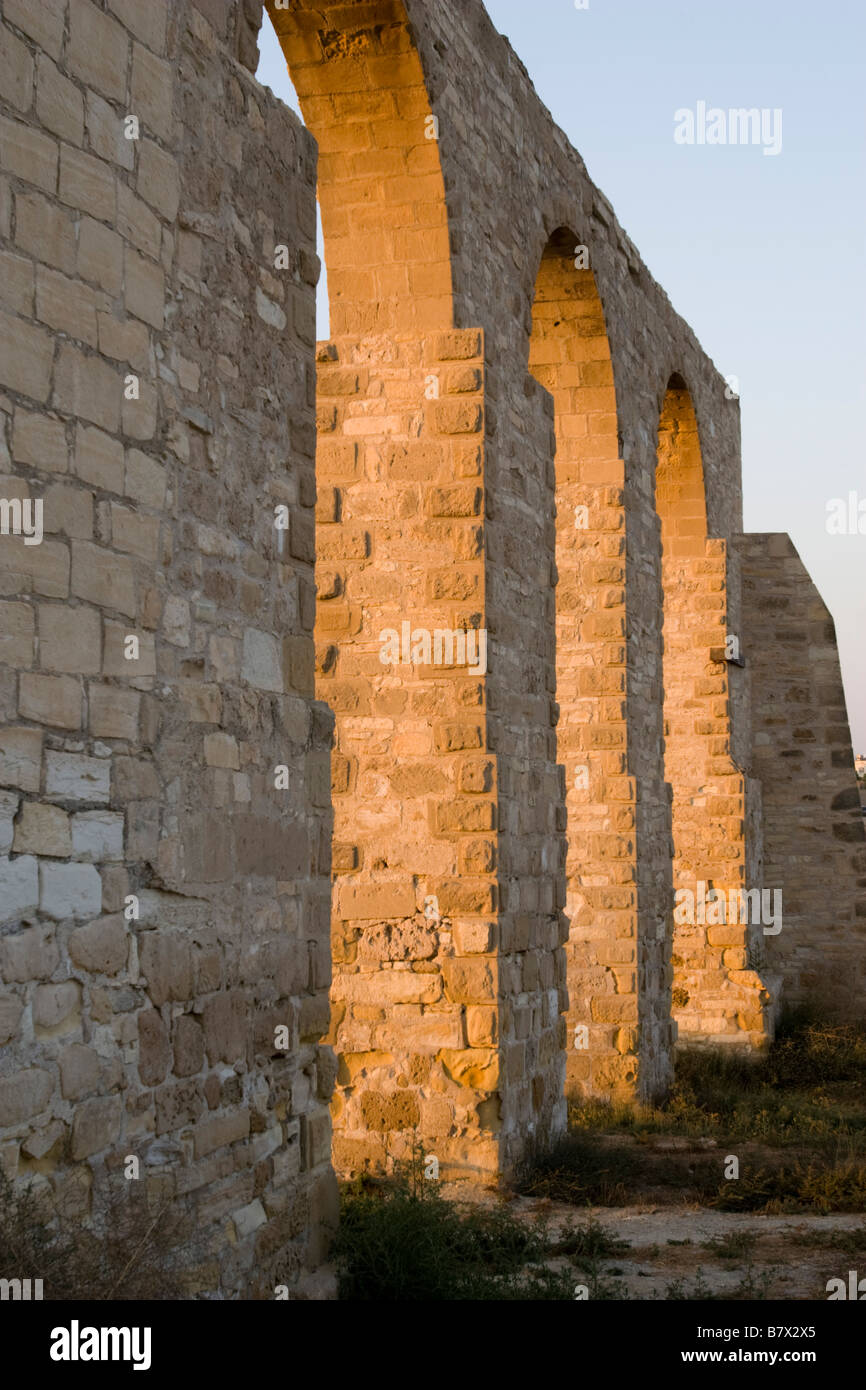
[{"xmin": 256, "ymin": 0, "xmax": 865, "ymax": 752}]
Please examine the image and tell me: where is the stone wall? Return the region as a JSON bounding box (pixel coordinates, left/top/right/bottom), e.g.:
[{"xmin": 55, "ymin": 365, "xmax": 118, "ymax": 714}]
[
  {"xmin": 736, "ymin": 534, "xmax": 866, "ymax": 1018},
  {"xmin": 657, "ymin": 387, "xmax": 772, "ymax": 1051},
  {"xmin": 0, "ymin": 0, "xmax": 334, "ymax": 1299}
]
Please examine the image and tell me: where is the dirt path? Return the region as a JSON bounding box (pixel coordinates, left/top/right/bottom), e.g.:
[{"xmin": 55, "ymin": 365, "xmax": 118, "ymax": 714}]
[{"xmin": 509, "ymin": 1196, "xmax": 866, "ymax": 1299}]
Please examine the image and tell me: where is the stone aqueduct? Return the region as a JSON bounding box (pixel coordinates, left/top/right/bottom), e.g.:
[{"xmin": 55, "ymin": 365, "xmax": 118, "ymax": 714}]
[{"xmin": 0, "ymin": 0, "xmax": 863, "ymax": 1295}]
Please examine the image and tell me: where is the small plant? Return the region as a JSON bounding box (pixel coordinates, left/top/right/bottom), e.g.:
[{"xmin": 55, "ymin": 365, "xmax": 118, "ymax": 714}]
[
  {"xmin": 664, "ymin": 1268, "xmax": 714, "ymax": 1300},
  {"xmin": 579, "ymin": 1261, "xmax": 630, "ymax": 1300},
  {"xmin": 0, "ymin": 1170, "xmax": 190, "ymax": 1300},
  {"xmin": 332, "ymin": 1157, "xmax": 582, "ymax": 1300},
  {"xmin": 701, "ymin": 1229, "xmax": 759, "ymax": 1260},
  {"xmin": 553, "ymin": 1217, "xmax": 630, "ymax": 1263},
  {"xmin": 730, "ymin": 1265, "xmax": 774, "ymax": 1300}
]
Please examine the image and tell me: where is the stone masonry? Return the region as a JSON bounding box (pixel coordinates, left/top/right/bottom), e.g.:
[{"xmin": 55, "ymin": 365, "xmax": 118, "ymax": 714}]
[
  {"xmin": 736, "ymin": 534, "xmax": 866, "ymax": 1018},
  {"xmin": 0, "ymin": 0, "xmax": 334, "ymax": 1298},
  {"xmin": 0, "ymin": 0, "xmax": 862, "ymax": 1295}
]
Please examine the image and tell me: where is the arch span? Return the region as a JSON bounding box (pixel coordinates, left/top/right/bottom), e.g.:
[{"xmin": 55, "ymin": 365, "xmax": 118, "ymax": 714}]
[
  {"xmin": 527, "ymin": 231, "xmax": 647, "ymax": 1100},
  {"xmin": 656, "ymin": 379, "xmax": 771, "ymax": 1052},
  {"xmin": 266, "ymin": 0, "xmax": 453, "ymax": 335}
]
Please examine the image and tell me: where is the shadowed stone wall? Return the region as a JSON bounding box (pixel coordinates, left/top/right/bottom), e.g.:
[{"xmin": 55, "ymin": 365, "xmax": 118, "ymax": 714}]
[
  {"xmin": 0, "ymin": 0, "xmax": 334, "ymax": 1300},
  {"xmin": 736, "ymin": 534, "xmax": 866, "ymax": 1018}
]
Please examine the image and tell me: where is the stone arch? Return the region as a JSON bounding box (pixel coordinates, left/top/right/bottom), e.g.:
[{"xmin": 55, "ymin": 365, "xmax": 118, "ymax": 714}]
[
  {"xmin": 265, "ymin": 0, "xmax": 454, "ymax": 335},
  {"xmin": 527, "ymin": 229, "xmax": 642, "ymax": 1099},
  {"xmin": 655, "ymin": 378, "xmax": 770, "ymax": 1051},
  {"xmin": 261, "ymin": 6, "xmax": 504, "ymax": 1180}
]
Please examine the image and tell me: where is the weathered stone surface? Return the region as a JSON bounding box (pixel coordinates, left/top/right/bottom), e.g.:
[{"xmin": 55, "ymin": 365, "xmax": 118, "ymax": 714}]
[
  {"xmin": 44, "ymin": 752, "xmax": 109, "ymax": 804},
  {"xmin": 138, "ymin": 1009, "xmax": 171, "ymax": 1087},
  {"xmin": 139, "ymin": 932, "xmax": 193, "ymax": 1007},
  {"xmin": 241, "ymin": 628, "xmax": 283, "ymax": 693},
  {"xmin": 0, "ymin": 728, "xmax": 42, "ymax": 793},
  {"xmin": 193, "ymin": 1109, "xmax": 250, "ymax": 1160},
  {"xmin": 12, "ymin": 802, "xmax": 71, "ymax": 857},
  {"xmin": 59, "ymin": 1042, "xmax": 100, "ymax": 1099},
  {"xmin": 737, "ymin": 534, "xmax": 866, "ymax": 1017},
  {"xmin": 201, "ymin": 992, "xmax": 248, "ymax": 1065},
  {"xmin": 173, "ymin": 1014, "xmax": 204, "ymax": 1077},
  {"xmin": 68, "ymin": 914, "xmax": 128, "ymax": 976},
  {"xmin": 0, "ymin": 924, "xmax": 57, "ymax": 981},
  {"xmin": 0, "ymin": 854, "xmax": 39, "ymax": 924},
  {"xmin": 0, "ymin": 994, "xmax": 23, "ymax": 1045},
  {"xmin": 70, "ymin": 1094, "xmax": 122, "ymax": 1160},
  {"xmin": 70, "ymin": 810, "xmax": 124, "ymax": 861},
  {"xmin": 0, "ymin": 1068, "xmax": 53, "ymax": 1127},
  {"xmin": 357, "ymin": 917, "xmax": 437, "ymax": 963},
  {"xmin": 33, "ymin": 980, "xmax": 81, "ymax": 1030},
  {"xmin": 0, "ymin": 796, "xmax": 16, "ymax": 858},
  {"xmin": 39, "ymin": 861, "xmax": 102, "ymax": 920}
]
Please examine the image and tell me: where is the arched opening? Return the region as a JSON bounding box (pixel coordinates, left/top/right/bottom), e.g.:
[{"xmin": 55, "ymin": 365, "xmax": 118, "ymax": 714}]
[
  {"xmin": 528, "ymin": 230, "xmax": 640, "ymax": 1100},
  {"xmin": 262, "ymin": 4, "xmax": 506, "ymax": 1179},
  {"xmin": 656, "ymin": 380, "xmax": 768, "ymax": 1050},
  {"xmin": 265, "ymin": 0, "xmax": 453, "ymax": 335}
]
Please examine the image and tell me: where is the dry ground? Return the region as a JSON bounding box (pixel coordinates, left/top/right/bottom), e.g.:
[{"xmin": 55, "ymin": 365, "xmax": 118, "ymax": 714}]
[{"xmin": 507, "ymin": 1195, "xmax": 866, "ymax": 1299}]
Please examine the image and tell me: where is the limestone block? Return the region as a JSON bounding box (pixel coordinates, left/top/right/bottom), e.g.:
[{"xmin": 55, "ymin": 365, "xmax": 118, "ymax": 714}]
[
  {"xmin": 241, "ymin": 629, "xmax": 283, "ymax": 693},
  {"xmin": 138, "ymin": 1009, "xmax": 171, "ymax": 1086},
  {"xmin": 39, "ymin": 860, "xmax": 103, "ymax": 920},
  {"xmin": 67, "ymin": 0, "xmax": 129, "ymax": 101},
  {"xmin": 39, "ymin": 604, "xmax": 101, "ymax": 675},
  {"xmin": 4, "ymin": 0, "xmax": 66, "ymax": 59},
  {"xmin": 59, "ymin": 1042, "xmax": 100, "ymax": 1099},
  {"xmin": 45, "ymin": 751, "xmax": 110, "ymax": 803},
  {"xmin": 0, "ymin": 307, "xmax": 53, "ymax": 400},
  {"xmin": 0, "ymin": 791, "xmax": 19, "ymax": 853},
  {"xmin": 0, "ymin": 603, "xmax": 34, "ymax": 672},
  {"xmin": 33, "ymin": 980, "xmax": 81, "ymax": 1030},
  {"xmin": 88, "ymin": 683, "xmax": 139, "ymax": 739},
  {"xmin": 0, "ymin": 117, "xmax": 57, "ymax": 195},
  {"xmin": 0, "ymin": 854, "xmax": 39, "ymax": 924},
  {"xmin": 0, "ymin": 994, "xmax": 23, "ymax": 1045},
  {"xmin": 71, "ymin": 810, "xmax": 124, "ymax": 861},
  {"xmin": 193, "ymin": 1109, "xmax": 250, "ymax": 1160},
  {"xmin": 232, "ymin": 1198, "xmax": 267, "ymax": 1240},
  {"xmin": 70, "ymin": 1093, "xmax": 122, "ymax": 1159},
  {"xmin": 69, "ymin": 913, "xmax": 128, "ymax": 975},
  {"xmin": 0, "ymin": 728, "xmax": 42, "ymax": 793},
  {"xmin": 13, "ymin": 802, "xmax": 71, "ymax": 857},
  {"xmin": 139, "ymin": 932, "xmax": 194, "ymax": 1007},
  {"xmin": 0, "ymin": 1068, "xmax": 53, "ymax": 1128},
  {"xmin": 36, "ymin": 53, "xmax": 85, "ymax": 144},
  {"xmin": 0, "ymin": 924, "xmax": 58, "ymax": 981},
  {"xmin": 19, "ymin": 673, "xmax": 82, "ymax": 730}
]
